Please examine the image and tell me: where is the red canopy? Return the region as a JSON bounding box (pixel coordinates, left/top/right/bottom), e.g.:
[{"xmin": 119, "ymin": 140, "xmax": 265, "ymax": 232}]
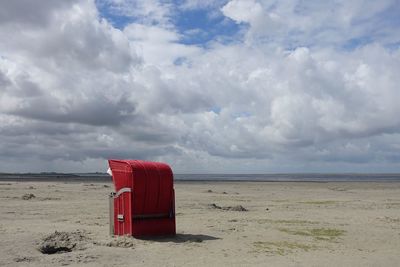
[{"xmin": 108, "ymin": 159, "xmax": 176, "ymax": 237}]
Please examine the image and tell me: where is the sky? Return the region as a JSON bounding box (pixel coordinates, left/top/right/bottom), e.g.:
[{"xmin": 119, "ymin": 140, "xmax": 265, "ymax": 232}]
[{"xmin": 0, "ymin": 0, "xmax": 400, "ymax": 173}]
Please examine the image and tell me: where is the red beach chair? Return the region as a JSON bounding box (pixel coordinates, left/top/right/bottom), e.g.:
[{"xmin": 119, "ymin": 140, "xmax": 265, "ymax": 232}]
[{"xmin": 108, "ymin": 159, "xmax": 176, "ymax": 237}]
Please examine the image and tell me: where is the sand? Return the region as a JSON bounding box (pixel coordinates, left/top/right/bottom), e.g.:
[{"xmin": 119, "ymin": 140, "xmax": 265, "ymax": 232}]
[{"xmin": 0, "ymin": 180, "xmax": 400, "ymax": 266}]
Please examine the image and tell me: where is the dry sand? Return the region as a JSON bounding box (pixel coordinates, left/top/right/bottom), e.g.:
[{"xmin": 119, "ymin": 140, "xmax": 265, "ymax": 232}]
[{"xmin": 0, "ymin": 180, "xmax": 400, "ymax": 266}]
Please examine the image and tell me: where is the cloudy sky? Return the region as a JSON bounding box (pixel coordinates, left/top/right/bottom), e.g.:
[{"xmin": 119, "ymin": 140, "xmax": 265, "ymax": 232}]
[{"xmin": 0, "ymin": 0, "xmax": 400, "ymax": 173}]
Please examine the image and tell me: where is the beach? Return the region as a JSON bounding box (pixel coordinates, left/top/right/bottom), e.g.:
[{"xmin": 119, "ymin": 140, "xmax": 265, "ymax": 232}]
[{"xmin": 1, "ymin": 180, "xmax": 400, "ymax": 266}]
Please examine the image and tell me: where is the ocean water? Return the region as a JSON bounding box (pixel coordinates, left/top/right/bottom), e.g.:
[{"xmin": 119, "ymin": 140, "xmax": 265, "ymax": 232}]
[
  {"xmin": 1, "ymin": 173, "xmax": 400, "ymax": 182},
  {"xmin": 174, "ymin": 173, "xmax": 400, "ymax": 182}
]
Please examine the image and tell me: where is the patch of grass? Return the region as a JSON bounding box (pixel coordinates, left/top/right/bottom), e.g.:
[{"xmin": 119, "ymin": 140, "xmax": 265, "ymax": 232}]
[
  {"xmin": 279, "ymin": 227, "xmax": 345, "ymax": 241},
  {"xmin": 386, "ymin": 202, "xmax": 400, "ymax": 207},
  {"xmin": 329, "ymin": 187, "xmax": 348, "ymax": 192},
  {"xmin": 382, "ymin": 216, "xmax": 400, "ymax": 223},
  {"xmin": 279, "ymin": 228, "xmax": 310, "ymax": 236},
  {"xmin": 299, "ymin": 200, "xmax": 337, "ymax": 205},
  {"xmin": 252, "ymin": 241, "xmax": 315, "ymax": 255}
]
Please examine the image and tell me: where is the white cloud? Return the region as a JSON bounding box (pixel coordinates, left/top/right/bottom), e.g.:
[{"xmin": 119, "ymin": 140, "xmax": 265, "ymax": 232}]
[
  {"xmin": 221, "ymin": 0, "xmax": 264, "ymax": 24},
  {"xmin": 123, "ymin": 23, "xmax": 202, "ymax": 65},
  {"xmin": 0, "ymin": 0, "xmax": 399, "ymax": 172},
  {"xmin": 221, "ymin": 0, "xmax": 399, "ymax": 48},
  {"xmin": 97, "ymin": 0, "xmax": 174, "ymax": 26}
]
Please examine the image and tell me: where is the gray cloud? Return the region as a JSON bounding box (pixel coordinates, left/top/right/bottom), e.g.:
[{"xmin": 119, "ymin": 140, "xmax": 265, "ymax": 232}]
[
  {"xmin": 8, "ymin": 95, "xmax": 136, "ymax": 126},
  {"xmin": 0, "ymin": 0, "xmax": 77, "ymax": 27},
  {"xmin": 0, "ymin": 0, "xmax": 399, "ymax": 172}
]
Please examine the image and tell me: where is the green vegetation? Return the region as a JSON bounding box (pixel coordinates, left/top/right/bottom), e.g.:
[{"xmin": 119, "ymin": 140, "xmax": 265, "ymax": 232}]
[
  {"xmin": 252, "ymin": 241, "xmax": 315, "ymax": 255},
  {"xmin": 279, "ymin": 227, "xmax": 345, "ymax": 241}
]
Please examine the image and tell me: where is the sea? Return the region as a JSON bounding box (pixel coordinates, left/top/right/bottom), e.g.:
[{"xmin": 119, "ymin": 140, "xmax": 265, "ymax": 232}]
[{"xmin": 1, "ymin": 173, "xmax": 400, "ymax": 182}]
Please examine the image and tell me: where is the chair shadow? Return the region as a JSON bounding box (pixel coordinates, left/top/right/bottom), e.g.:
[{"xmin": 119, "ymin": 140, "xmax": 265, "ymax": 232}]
[{"xmin": 138, "ymin": 233, "xmax": 220, "ymax": 243}]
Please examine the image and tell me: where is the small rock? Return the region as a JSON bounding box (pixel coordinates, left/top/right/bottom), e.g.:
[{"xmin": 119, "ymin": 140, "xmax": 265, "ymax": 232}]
[
  {"xmin": 22, "ymin": 193, "xmax": 35, "ymax": 200},
  {"xmin": 209, "ymin": 203, "xmax": 222, "ymax": 209},
  {"xmin": 208, "ymin": 203, "xmax": 248, "ymax": 211},
  {"xmin": 105, "ymin": 236, "xmax": 135, "ymax": 248},
  {"xmin": 14, "ymin": 256, "xmax": 34, "ymax": 263},
  {"xmin": 224, "ymin": 205, "xmax": 248, "ymax": 212}
]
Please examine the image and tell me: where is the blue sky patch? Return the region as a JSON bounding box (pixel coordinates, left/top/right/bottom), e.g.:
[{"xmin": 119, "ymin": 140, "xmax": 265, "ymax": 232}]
[
  {"xmin": 95, "ymin": 1, "xmax": 134, "ymax": 29},
  {"xmin": 174, "ymin": 8, "xmax": 240, "ymax": 45},
  {"xmin": 95, "ymin": 0, "xmax": 241, "ymax": 46}
]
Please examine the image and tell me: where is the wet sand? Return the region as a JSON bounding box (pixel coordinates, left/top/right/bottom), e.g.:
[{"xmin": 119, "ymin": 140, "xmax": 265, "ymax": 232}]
[{"xmin": 1, "ymin": 181, "xmax": 400, "ymax": 266}]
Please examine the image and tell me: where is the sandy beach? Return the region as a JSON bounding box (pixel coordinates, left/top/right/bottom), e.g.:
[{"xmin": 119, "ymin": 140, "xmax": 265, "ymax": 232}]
[{"xmin": 1, "ymin": 180, "xmax": 400, "ymax": 266}]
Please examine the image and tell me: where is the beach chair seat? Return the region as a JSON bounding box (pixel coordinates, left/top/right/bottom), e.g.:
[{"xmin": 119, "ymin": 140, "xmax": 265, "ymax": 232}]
[{"xmin": 108, "ymin": 159, "xmax": 176, "ymax": 237}]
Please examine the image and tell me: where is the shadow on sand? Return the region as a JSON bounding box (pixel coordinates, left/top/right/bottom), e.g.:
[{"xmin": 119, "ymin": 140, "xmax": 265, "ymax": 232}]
[{"xmin": 138, "ymin": 233, "xmax": 220, "ymax": 243}]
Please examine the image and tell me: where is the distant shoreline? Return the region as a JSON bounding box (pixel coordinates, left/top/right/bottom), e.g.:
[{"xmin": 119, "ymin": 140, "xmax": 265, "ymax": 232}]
[{"xmin": 1, "ymin": 173, "xmax": 400, "ymax": 183}]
